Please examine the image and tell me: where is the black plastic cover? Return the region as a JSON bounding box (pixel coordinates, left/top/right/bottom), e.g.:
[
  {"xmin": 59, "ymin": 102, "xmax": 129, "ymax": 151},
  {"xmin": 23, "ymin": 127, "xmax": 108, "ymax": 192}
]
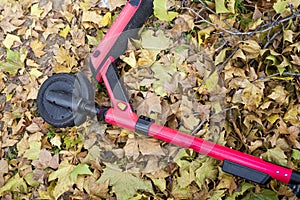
[
  {"xmin": 222, "ymin": 160, "xmax": 271, "ymax": 184},
  {"xmin": 135, "ymin": 115, "xmax": 154, "ymax": 135}
]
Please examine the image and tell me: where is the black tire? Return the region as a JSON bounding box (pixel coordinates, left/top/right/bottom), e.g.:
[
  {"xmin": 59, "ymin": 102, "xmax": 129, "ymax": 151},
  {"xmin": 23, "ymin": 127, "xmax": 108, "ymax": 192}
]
[{"xmin": 37, "ymin": 73, "xmax": 76, "ymax": 128}]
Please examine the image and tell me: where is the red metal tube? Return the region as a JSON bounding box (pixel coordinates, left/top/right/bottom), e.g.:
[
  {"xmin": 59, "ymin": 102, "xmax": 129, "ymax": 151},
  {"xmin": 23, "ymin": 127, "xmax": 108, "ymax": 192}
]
[{"xmin": 148, "ymin": 123, "xmax": 292, "ymax": 184}]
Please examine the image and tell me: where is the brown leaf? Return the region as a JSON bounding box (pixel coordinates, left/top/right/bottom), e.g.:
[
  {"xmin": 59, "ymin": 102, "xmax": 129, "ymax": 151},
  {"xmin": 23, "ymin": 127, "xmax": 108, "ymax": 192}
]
[
  {"xmin": 32, "ymin": 149, "xmax": 59, "ymax": 169},
  {"xmin": 26, "ymin": 122, "xmax": 41, "ymax": 133},
  {"xmin": 138, "ymin": 138, "xmax": 165, "ymax": 156},
  {"xmin": 136, "ymin": 92, "xmax": 162, "ymax": 116},
  {"xmin": 124, "ymin": 138, "xmax": 139, "ymax": 160}
]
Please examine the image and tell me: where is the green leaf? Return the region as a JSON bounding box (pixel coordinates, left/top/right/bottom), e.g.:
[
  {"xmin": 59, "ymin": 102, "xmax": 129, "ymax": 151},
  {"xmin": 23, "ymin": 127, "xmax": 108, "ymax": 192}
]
[
  {"xmin": 226, "ymin": 182, "xmax": 255, "ymax": 200},
  {"xmin": 70, "ymin": 163, "xmax": 93, "ymax": 182},
  {"xmin": 262, "ymin": 146, "xmax": 287, "ymax": 166},
  {"xmin": 292, "ymin": 149, "xmax": 300, "ymax": 160},
  {"xmin": 97, "ymin": 167, "xmax": 153, "ymax": 200},
  {"xmin": 195, "ymin": 158, "xmax": 218, "ymax": 188},
  {"xmin": 215, "ymin": 0, "xmax": 230, "ymax": 13},
  {"xmin": 273, "ymin": 0, "xmax": 288, "ymax": 13},
  {"xmin": 48, "ymin": 160, "xmax": 74, "ymax": 199},
  {"xmin": 24, "ymin": 172, "xmax": 39, "ymax": 187},
  {"xmin": 153, "ymin": 0, "xmax": 178, "ymax": 22},
  {"xmin": 177, "ymin": 167, "xmax": 196, "ymax": 188},
  {"xmin": 209, "ymin": 189, "xmax": 226, "ymax": 200},
  {"xmin": 0, "ymin": 49, "xmax": 24, "ymax": 75},
  {"xmin": 23, "ymin": 141, "xmax": 41, "ymax": 160},
  {"xmin": 141, "ymin": 30, "xmax": 171, "ymax": 50},
  {"xmin": 152, "ymin": 178, "xmax": 166, "ymax": 192},
  {"xmin": 250, "ymin": 189, "xmax": 279, "ymax": 200},
  {"xmin": 48, "ymin": 161, "xmax": 92, "ymax": 199},
  {"xmin": 0, "ymin": 173, "xmax": 27, "ymax": 195}
]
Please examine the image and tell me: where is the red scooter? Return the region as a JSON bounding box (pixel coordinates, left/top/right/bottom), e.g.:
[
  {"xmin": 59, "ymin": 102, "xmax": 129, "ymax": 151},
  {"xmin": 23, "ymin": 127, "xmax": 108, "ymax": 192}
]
[{"xmin": 37, "ymin": 0, "xmax": 300, "ymax": 197}]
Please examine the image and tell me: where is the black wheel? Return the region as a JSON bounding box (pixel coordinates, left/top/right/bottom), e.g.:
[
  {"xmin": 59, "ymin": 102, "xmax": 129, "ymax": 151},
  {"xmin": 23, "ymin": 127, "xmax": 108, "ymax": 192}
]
[{"xmin": 37, "ymin": 73, "xmax": 95, "ymax": 128}]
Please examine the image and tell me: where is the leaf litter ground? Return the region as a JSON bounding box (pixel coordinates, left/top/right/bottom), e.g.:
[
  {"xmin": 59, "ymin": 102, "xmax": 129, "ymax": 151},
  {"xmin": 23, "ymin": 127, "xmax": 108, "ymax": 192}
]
[{"xmin": 0, "ymin": 0, "xmax": 300, "ymax": 199}]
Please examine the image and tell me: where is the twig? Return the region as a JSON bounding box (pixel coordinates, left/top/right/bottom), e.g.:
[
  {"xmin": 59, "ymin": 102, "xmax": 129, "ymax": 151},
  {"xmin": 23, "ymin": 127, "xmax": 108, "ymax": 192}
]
[{"xmin": 182, "ymin": 1, "xmax": 300, "ymax": 36}]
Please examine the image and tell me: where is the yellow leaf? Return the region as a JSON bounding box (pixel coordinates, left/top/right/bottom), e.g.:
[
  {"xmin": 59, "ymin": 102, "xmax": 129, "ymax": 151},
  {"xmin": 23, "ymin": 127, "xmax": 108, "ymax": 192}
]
[
  {"xmin": 53, "ymin": 63, "xmax": 71, "ymax": 73},
  {"xmin": 267, "ymin": 114, "xmax": 280, "ymax": 124},
  {"xmin": 215, "ymin": 0, "xmax": 231, "ymax": 13},
  {"xmin": 66, "ymin": 55, "xmax": 77, "ymax": 68},
  {"xmin": 137, "ymin": 49, "xmax": 160, "ymax": 67},
  {"xmin": 30, "ymin": 3, "xmax": 44, "ymax": 18},
  {"xmin": 54, "ymin": 47, "xmax": 69, "ymax": 64},
  {"xmin": 30, "ymin": 39, "xmax": 46, "ymax": 58},
  {"xmin": 23, "ymin": 141, "xmax": 41, "ymax": 160},
  {"xmin": 205, "ymin": 71, "xmax": 219, "ymax": 93},
  {"xmin": 30, "ymin": 68, "xmax": 43, "ymax": 78},
  {"xmin": 100, "ymin": 12, "xmax": 112, "ymax": 27},
  {"xmin": 242, "ymin": 83, "xmax": 264, "ymax": 111},
  {"xmin": 59, "ymin": 25, "xmax": 70, "ymax": 38},
  {"xmin": 79, "ymin": 0, "xmax": 90, "ymax": 11},
  {"xmin": 284, "ymin": 105, "xmax": 300, "ymax": 126},
  {"xmin": 154, "ymin": 0, "xmax": 178, "ymax": 22},
  {"xmin": 2, "ymin": 34, "xmax": 22, "ymax": 49},
  {"xmin": 273, "ymin": 0, "xmax": 288, "ymax": 14},
  {"xmin": 54, "ymin": 46, "xmax": 77, "ymax": 72}
]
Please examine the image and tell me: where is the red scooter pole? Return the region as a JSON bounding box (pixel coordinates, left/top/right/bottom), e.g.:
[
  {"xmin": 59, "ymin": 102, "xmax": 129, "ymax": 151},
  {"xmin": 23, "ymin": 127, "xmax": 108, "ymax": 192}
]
[{"xmin": 37, "ymin": 0, "xmax": 300, "ymax": 196}]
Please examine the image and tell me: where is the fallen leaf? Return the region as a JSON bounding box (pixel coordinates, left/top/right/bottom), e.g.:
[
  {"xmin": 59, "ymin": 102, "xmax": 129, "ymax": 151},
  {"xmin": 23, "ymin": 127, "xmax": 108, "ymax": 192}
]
[
  {"xmin": 0, "ymin": 173, "xmax": 27, "ymax": 195},
  {"xmin": 153, "ymin": 0, "xmax": 178, "ymax": 22},
  {"xmin": 138, "ymin": 138, "xmax": 165, "ymax": 156},
  {"xmin": 268, "ymin": 85, "xmax": 288, "ymax": 105},
  {"xmin": 195, "ymin": 158, "xmax": 218, "ymax": 189},
  {"xmin": 97, "ymin": 167, "xmax": 153, "ymax": 200},
  {"xmin": 49, "ymin": 160, "xmax": 93, "ymax": 199},
  {"xmin": 108, "ymin": 0, "xmax": 126, "ymax": 10},
  {"xmin": 262, "ymin": 146, "xmax": 287, "ymax": 166},
  {"xmin": 32, "ymin": 149, "xmax": 59, "ymax": 169},
  {"xmin": 100, "ymin": 12, "xmax": 111, "ymax": 27},
  {"xmin": 82, "ymin": 11, "xmax": 102, "ymax": 26},
  {"xmin": 239, "ymin": 40, "xmax": 261, "ymax": 59},
  {"xmin": 23, "ymin": 141, "xmax": 41, "ymax": 160},
  {"xmin": 215, "ymin": 0, "xmax": 231, "ymax": 13},
  {"xmin": 2, "ymin": 33, "xmax": 22, "ymax": 49},
  {"xmin": 273, "ymin": 0, "xmax": 288, "ymax": 13},
  {"xmin": 30, "ymin": 3, "xmax": 44, "ymax": 18},
  {"xmin": 70, "ymin": 163, "xmax": 93, "ymax": 182},
  {"xmin": 59, "ymin": 24, "xmax": 70, "ymax": 38},
  {"xmin": 141, "ymin": 30, "xmax": 171, "ymax": 50},
  {"xmin": 30, "ymin": 39, "xmax": 47, "ymax": 58},
  {"xmin": 120, "ymin": 51, "xmax": 137, "ymax": 68},
  {"xmin": 0, "ymin": 49, "xmax": 24, "ymax": 75}
]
